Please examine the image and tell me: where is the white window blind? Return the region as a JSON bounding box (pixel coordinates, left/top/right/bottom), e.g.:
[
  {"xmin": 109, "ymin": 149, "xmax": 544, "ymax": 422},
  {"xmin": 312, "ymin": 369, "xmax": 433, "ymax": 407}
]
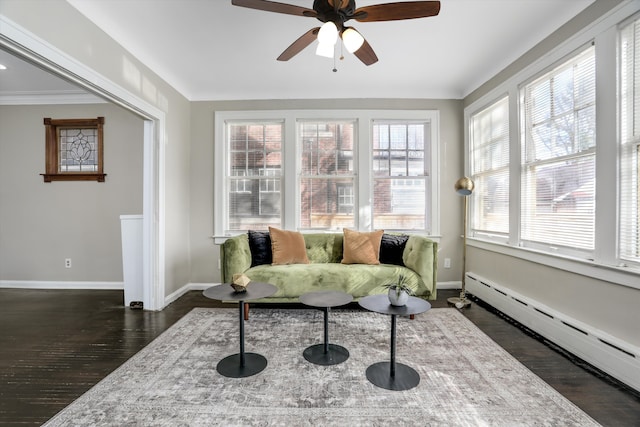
[
  {"xmin": 371, "ymin": 120, "xmax": 430, "ymax": 231},
  {"xmin": 520, "ymin": 45, "xmax": 596, "ymax": 255},
  {"xmin": 620, "ymin": 18, "xmax": 640, "ymax": 264},
  {"xmin": 469, "ymin": 96, "xmax": 509, "ymax": 237},
  {"xmin": 227, "ymin": 122, "xmax": 283, "ymax": 231}
]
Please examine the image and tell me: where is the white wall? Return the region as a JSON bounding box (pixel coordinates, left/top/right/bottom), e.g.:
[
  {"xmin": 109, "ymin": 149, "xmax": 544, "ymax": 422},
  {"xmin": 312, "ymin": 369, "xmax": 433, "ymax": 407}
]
[{"xmin": 0, "ymin": 103, "xmax": 143, "ymax": 283}]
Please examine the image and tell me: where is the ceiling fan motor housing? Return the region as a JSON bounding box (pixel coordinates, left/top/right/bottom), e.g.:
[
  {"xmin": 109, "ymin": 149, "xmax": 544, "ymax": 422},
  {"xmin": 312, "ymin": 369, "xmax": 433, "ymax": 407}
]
[{"xmin": 313, "ymin": 0, "xmax": 358, "ymax": 27}]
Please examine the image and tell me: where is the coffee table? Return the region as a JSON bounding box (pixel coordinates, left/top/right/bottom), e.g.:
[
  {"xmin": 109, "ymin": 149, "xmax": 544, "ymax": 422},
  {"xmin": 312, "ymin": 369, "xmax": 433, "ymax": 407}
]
[
  {"xmin": 359, "ymin": 294, "xmax": 431, "ymax": 391},
  {"xmin": 300, "ymin": 290, "xmax": 353, "ymax": 365},
  {"xmin": 203, "ymin": 281, "xmax": 277, "ymax": 378}
]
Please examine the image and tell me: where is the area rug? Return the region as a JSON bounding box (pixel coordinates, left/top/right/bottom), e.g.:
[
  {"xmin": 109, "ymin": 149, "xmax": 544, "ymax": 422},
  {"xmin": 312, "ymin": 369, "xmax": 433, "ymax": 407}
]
[{"xmin": 44, "ymin": 307, "xmax": 599, "ymax": 426}]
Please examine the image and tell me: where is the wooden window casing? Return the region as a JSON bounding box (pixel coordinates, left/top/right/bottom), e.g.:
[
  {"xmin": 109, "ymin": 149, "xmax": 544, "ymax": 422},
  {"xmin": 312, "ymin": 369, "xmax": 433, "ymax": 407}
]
[{"xmin": 42, "ymin": 117, "xmax": 106, "ymax": 182}]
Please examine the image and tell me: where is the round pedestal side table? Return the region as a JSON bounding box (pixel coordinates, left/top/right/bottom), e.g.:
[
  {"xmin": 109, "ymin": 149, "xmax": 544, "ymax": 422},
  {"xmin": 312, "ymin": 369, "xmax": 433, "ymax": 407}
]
[
  {"xmin": 299, "ymin": 290, "xmax": 353, "ymax": 366},
  {"xmin": 359, "ymin": 294, "xmax": 431, "ymax": 391},
  {"xmin": 203, "ymin": 282, "xmax": 277, "ymax": 378}
]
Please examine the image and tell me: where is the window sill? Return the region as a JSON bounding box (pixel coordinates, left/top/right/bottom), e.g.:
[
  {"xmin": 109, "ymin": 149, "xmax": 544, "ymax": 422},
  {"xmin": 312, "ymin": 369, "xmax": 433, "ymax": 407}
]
[{"xmin": 41, "ymin": 173, "xmax": 107, "ymax": 182}]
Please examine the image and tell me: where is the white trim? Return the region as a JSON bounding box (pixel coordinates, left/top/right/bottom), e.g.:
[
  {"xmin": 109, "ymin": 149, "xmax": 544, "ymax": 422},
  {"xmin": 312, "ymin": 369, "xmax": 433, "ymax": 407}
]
[
  {"xmin": 436, "ymin": 281, "xmax": 461, "ymax": 290},
  {"xmin": 214, "ymin": 109, "xmax": 440, "ymax": 237},
  {"xmin": 0, "ymin": 15, "xmax": 166, "ymax": 310},
  {"xmin": 466, "ymin": 272, "xmax": 640, "ymax": 392},
  {"xmin": 165, "ymin": 282, "xmax": 218, "ymax": 306},
  {"xmin": 0, "ymin": 90, "xmax": 105, "ymax": 105},
  {"xmin": 0, "ymin": 280, "xmax": 123, "ymax": 290}
]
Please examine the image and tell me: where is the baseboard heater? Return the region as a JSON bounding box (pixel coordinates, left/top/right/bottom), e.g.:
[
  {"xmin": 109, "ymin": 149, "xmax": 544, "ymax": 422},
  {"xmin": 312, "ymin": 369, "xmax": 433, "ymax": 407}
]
[{"xmin": 465, "ymin": 272, "xmax": 640, "ymax": 393}]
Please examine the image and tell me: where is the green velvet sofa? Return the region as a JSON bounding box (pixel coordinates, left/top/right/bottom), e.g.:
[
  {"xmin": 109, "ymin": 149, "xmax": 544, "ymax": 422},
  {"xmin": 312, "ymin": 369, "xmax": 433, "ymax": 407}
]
[{"xmin": 221, "ymin": 233, "xmax": 437, "ymax": 304}]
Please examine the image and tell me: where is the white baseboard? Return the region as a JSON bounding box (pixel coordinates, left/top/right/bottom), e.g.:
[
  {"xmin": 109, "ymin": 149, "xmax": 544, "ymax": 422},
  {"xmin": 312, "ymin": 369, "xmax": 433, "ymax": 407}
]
[
  {"xmin": 466, "ymin": 272, "xmax": 640, "ymax": 393},
  {"xmin": 0, "ymin": 280, "xmax": 123, "ymax": 290},
  {"xmin": 436, "ymin": 281, "xmax": 461, "ymax": 290},
  {"xmin": 165, "ymin": 282, "xmax": 217, "ymax": 307}
]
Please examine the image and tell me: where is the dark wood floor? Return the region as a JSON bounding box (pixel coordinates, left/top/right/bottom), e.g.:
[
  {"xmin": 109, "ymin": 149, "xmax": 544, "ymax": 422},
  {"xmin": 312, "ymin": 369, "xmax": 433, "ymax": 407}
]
[{"xmin": 0, "ymin": 288, "xmax": 638, "ymax": 426}]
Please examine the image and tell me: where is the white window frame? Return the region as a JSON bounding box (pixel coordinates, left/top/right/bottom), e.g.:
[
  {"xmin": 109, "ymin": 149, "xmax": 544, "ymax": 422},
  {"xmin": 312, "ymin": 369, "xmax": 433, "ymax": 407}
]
[
  {"xmin": 462, "ymin": 2, "xmax": 640, "ymax": 290},
  {"xmin": 214, "ymin": 110, "xmax": 440, "ymax": 242}
]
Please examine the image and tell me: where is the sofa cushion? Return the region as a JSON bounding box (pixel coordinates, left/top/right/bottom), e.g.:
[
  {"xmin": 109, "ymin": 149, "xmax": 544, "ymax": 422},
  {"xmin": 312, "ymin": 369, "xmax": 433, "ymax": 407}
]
[
  {"xmin": 247, "ymin": 230, "xmax": 272, "ymax": 267},
  {"xmin": 379, "ymin": 233, "xmax": 409, "ymax": 266},
  {"xmin": 341, "ymin": 228, "xmax": 383, "ymax": 265},
  {"xmin": 269, "ymin": 227, "xmax": 310, "ymax": 265}
]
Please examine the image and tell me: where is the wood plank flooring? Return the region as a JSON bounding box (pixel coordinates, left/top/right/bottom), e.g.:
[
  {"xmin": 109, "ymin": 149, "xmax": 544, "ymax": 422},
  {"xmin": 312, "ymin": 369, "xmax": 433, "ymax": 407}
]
[{"xmin": 0, "ymin": 288, "xmax": 638, "ymax": 426}]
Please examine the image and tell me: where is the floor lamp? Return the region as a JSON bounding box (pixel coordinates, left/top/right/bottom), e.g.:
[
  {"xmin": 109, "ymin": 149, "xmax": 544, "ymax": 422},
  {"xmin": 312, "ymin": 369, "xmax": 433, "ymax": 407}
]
[{"xmin": 448, "ymin": 176, "xmax": 475, "ymax": 309}]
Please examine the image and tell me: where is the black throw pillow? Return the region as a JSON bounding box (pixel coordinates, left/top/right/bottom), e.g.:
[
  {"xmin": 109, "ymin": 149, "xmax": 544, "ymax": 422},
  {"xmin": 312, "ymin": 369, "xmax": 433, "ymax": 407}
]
[
  {"xmin": 379, "ymin": 233, "xmax": 409, "ymax": 266},
  {"xmin": 247, "ymin": 230, "xmax": 272, "ymax": 267}
]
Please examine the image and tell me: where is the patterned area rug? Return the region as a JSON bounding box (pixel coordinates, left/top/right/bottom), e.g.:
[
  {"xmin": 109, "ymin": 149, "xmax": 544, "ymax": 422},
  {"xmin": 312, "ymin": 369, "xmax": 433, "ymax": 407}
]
[{"xmin": 44, "ymin": 307, "xmax": 599, "ymax": 426}]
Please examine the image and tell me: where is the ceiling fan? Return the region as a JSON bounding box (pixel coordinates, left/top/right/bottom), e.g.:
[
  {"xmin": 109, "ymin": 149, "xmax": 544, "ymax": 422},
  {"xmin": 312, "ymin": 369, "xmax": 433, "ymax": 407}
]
[{"xmin": 231, "ymin": 0, "xmax": 441, "ymax": 66}]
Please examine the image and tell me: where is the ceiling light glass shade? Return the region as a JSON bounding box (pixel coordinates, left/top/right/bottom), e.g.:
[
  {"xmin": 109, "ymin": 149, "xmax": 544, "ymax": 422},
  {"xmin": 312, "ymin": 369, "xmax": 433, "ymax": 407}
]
[
  {"xmin": 315, "ymin": 41, "xmax": 335, "ymax": 58},
  {"xmin": 317, "ymin": 21, "xmax": 338, "ymax": 45},
  {"xmin": 454, "ymin": 176, "xmax": 475, "ymax": 196},
  {"xmin": 342, "ymin": 28, "xmax": 364, "ymax": 53}
]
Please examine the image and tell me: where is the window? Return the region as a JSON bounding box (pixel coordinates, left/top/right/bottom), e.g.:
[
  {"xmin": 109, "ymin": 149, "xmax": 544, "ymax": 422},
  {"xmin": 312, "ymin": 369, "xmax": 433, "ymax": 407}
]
[
  {"xmin": 469, "ymin": 97, "xmax": 509, "ymax": 238},
  {"xmin": 520, "ymin": 45, "xmax": 596, "ymax": 255},
  {"xmin": 299, "ymin": 120, "xmax": 356, "ymax": 229},
  {"xmin": 227, "ymin": 122, "xmax": 282, "ymax": 231},
  {"xmin": 42, "ymin": 117, "xmax": 106, "ymax": 182},
  {"xmin": 372, "ymin": 121, "xmax": 429, "ymax": 230},
  {"xmin": 620, "ymin": 17, "xmax": 640, "ymax": 264},
  {"xmin": 214, "ymin": 110, "xmax": 439, "ymax": 238}
]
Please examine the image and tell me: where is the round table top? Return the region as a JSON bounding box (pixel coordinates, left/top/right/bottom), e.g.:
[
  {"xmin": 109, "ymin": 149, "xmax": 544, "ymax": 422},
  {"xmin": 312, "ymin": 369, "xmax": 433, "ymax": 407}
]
[
  {"xmin": 299, "ymin": 290, "xmax": 353, "ymax": 308},
  {"xmin": 359, "ymin": 294, "xmax": 431, "ymax": 316},
  {"xmin": 203, "ymin": 282, "xmax": 277, "ymax": 302}
]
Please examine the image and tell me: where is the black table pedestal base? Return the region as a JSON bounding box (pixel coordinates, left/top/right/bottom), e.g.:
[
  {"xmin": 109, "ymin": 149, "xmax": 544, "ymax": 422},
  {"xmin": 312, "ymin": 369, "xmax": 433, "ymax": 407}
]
[
  {"xmin": 216, "ymin": 352, "xmax": 267, "ymax": 378},
  {"xmin": 303, "ymin": 343, "xmax": 349, "ymax": 366},
  {"xmin": 366, "ymin": 361, "xmax": 420, "ymax": 391}
]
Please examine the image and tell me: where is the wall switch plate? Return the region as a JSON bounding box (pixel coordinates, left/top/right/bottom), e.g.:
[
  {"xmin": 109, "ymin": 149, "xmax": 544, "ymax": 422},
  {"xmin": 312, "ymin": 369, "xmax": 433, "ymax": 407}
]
[{"xmin": 444, "ymin": 258, "xmax": 451, "ymax": 269}]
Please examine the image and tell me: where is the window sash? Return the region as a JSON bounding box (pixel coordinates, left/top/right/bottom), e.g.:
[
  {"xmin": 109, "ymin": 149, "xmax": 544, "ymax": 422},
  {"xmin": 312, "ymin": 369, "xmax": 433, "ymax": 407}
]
[
  {"xmin": 520, "ymin": 45, "xmax": 596, "ymax": 255},
  {"xmin": 469, "ymin": 96, "xmax": 510, "ymax": 238},
  {"xmin": 619, "ymin": 17, "xmax": 640, "ymax": 263}
]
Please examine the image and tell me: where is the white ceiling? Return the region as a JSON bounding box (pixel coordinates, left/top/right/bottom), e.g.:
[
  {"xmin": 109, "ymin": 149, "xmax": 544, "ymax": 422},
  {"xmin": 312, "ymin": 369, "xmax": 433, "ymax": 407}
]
[{"xmin": 1, "ymin": 0, "xmax": 596, "ymax": 101}]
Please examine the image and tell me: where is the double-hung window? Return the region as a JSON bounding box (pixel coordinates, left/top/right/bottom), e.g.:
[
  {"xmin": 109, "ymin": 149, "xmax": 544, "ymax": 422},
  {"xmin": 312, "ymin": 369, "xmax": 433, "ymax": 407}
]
[
  {"xmin": 620, "ymin": 16, "xmax": 640, "ymax": 265},
  {"xmin": 520, "ymin": 45, "xmax": 596, "ymax": 256},
  {"xmin": 469, "ymin": 97, "xmax": 510, "ymax": 239},
  {"xmin": 215, "ymin": 110, "xmax": 439, "ymax": 238}
]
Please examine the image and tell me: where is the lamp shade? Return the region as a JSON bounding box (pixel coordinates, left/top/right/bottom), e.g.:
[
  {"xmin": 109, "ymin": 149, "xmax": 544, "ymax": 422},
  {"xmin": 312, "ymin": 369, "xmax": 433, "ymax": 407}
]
[
  {"xmin": 342, "ymin": 27, "xmax": 364, "ymax": 53},
  {"xmin": 317, "ymin": 21, "xmax": 338, "ymax": 45},
  {"xmin": 454, "ymin": 176, "xmax": 475, "ymax": 196},
  {"xmin": 315, "ymin": 41, "xmax": 335, "ymax": 58}
]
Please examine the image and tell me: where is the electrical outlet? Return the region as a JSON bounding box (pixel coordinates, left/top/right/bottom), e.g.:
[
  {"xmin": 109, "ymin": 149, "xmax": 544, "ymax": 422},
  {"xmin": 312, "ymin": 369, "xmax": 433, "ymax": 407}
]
[
  {"xmin": 65, "ymin": 258, "xmax": 72, "ymax": 268},
  {"xmin": 444, "ymin": 258, "xmax": 451, "ymax": 269}
]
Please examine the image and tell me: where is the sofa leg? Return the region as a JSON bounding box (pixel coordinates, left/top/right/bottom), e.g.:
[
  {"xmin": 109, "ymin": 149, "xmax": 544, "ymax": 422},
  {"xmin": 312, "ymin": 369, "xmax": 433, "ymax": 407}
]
[
  {"xmin": 410, "ymin": 314, "xmax": 415, "ymax": 320},
  {"xmin": 244, "ymin": 303, "xmax": 250, "ymax": 321}
]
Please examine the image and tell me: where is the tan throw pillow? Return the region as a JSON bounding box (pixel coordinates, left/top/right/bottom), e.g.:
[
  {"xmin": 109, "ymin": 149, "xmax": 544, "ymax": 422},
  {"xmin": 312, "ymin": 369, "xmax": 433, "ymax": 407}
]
[
  {"xmin": 269, "ymin": 227, "xmax": 310, "ymax": 265},
  {"xmin": 341, "ymin": 228, "xmax": 384, "ymax": 265}
]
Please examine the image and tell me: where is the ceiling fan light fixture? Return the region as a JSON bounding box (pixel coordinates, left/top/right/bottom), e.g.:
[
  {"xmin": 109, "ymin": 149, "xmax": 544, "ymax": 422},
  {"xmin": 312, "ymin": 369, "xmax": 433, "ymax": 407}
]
[
  {"xmin": 317, "ymin": 21, "xmax": 338, "ymax": 45},
  {"xmin": 315, "ymin": 41, "xmax": 335, "ymax": 58},
  {"xmin": 342, "ymin": 27, "xmax": 364, "ymax": 53}
]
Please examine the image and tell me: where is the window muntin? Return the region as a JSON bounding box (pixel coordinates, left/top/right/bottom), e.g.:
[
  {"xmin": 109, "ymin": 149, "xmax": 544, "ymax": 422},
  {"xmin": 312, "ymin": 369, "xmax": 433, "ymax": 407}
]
[
  {"xmin": 620, "ymin": 17, "xmax": 640, "ymax": 264},
  {"xmin": 372, "ymin": 121, "xmax": 429, "ymax": 230},
  {"xmin": 227, "ymin": 122, "xmax": 282, "ymax": 231},
  {"xmin": 520, "ymin": 45, "xmax": 596, "ymax": 254},
  {"xmin": 469, "ymin": 97, "xmax": 509, "ymax": 237}
]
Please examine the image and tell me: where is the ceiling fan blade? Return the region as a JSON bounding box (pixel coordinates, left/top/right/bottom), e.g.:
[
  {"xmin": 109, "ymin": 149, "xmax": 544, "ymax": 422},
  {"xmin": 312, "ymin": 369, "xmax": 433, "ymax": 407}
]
[
  {"xmin": 232, "ymin": 0, "xmax": 317, "ymax": 18},
  {"xmin": 353, "ymin": 39, "xmax": 378, "ymax": 66},
  {"xmin": 277, "ymin": 27, "xmax": 321, "ymax": 61},
  {"xmin": 354, "ymin": 1, "xmax": 440, "ymax": 22}
]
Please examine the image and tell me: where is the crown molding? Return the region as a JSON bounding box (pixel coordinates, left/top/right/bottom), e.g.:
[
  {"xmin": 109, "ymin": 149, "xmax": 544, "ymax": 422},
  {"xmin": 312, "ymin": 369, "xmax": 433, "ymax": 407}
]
[{"xmin": 0, "ymin": 90, "xmax": 106, "ymax": 105}]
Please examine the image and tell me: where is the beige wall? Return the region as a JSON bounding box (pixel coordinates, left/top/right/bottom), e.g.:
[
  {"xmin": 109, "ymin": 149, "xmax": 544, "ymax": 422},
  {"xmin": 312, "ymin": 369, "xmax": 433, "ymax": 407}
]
[
  {"xmin": 1, "ymin": 0, "xmax": 193, "ymax": 297},
  {"xmin": 189, "ymin": 99, "xmax": 464, "ymax": 284},
  {"xmin": 463, "ymin": 0, "xmax": 640, "ymax": 348},
  {"xmin": 0, "ymin": 103, "xmax": 143, "ymax": 282}
]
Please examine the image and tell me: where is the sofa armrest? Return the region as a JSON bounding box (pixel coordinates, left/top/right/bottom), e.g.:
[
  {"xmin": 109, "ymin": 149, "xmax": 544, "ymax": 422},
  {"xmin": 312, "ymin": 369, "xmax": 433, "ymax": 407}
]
[
  {"xmin": 402, "ymin": 235, "xmax": 438, "ymax": 298},
  {"xmin": 221, "ymin": 234, "xmax": 252, "ymax": 283}
]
